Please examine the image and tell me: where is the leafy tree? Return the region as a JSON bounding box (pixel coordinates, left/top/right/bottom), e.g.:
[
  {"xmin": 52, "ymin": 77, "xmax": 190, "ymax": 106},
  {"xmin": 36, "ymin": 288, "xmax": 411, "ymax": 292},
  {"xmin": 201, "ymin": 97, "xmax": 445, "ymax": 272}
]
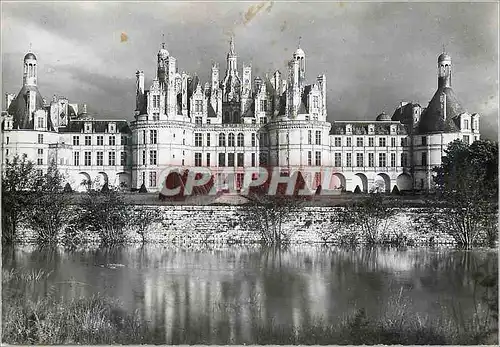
[
  {"xmin": 130, "ymin": 207, "xmax": 163, "ymax": 243},
  {"xmin": 432, "ymin": 139, "xmax": 498, "ymax": 247},
  {"xmin": 2, "ymin": 154, "xmax": 39, "ymax": 244}
]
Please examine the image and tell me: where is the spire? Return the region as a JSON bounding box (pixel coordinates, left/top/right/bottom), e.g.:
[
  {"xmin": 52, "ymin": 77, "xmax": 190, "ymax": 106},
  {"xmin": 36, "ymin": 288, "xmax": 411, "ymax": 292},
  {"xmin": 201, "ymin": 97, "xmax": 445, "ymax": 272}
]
[
  {"xmin": 298, "ymin": 36, "xmax": 302, "ymax": 49},
  {"xmin": 161, "ymin": 33, "xmax": 165, "ymax": 49},
  {"xmin": 229, "ymin": 36, "xmax": 235, "ymax": 55}
]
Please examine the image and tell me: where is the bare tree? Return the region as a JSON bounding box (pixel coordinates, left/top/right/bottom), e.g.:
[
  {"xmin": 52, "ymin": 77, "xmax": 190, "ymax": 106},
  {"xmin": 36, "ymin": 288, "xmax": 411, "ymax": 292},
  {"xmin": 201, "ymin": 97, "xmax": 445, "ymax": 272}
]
[{"xmin": 130, "ymin": 207, "xmax": 163, "ymax": 243}]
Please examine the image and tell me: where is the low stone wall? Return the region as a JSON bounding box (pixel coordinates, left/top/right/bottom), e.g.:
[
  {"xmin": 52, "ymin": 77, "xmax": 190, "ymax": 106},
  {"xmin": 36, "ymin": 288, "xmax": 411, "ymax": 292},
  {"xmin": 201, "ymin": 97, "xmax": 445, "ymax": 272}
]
[{"xmin": 16, "ymin": 205, "xmax": 453, "ymax": 245}]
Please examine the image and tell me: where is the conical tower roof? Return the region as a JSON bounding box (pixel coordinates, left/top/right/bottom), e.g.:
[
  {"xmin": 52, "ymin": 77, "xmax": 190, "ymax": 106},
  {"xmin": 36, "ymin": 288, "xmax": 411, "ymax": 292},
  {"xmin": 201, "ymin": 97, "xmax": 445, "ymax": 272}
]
[{"xmin": 418, "ymin": 86, "xmax": 465, "ymax": 133}]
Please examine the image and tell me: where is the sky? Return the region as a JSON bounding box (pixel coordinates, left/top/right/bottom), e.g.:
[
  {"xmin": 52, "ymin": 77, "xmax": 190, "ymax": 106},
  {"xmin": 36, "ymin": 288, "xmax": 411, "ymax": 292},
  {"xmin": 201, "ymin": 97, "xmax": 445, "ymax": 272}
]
[{"xmin": 2, "ymin": 1, "xmax": 498, "ymax": 139}]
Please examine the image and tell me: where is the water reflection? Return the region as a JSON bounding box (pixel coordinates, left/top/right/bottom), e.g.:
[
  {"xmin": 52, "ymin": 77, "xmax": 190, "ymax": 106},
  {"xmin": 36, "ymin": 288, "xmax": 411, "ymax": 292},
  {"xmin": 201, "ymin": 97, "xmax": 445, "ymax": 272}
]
[{"xmin": 3, "ymin": 244, "xmax": 497, "ymax": 344}]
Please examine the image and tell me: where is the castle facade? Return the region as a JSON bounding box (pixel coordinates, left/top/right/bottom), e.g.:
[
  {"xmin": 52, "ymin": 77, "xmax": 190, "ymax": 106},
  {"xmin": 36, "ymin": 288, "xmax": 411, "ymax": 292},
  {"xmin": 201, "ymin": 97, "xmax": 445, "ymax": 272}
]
[{"xmin": 1, "ymin": 39, "xmax": 480, "ymax": 193}]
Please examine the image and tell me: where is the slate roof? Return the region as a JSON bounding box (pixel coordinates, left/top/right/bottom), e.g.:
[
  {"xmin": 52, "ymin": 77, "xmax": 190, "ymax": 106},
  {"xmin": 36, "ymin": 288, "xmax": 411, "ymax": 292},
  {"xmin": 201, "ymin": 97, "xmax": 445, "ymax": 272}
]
[
  {"xmin": 418, "ymin": 87, "xmax": 464, "ymax": 133},
  {"xmin": 7, "ymin": 85, "xmax": 46, "ymax": 129},
  {"xmin": 58, "ymin": 120, "xmax": 131, "ymax": 134}
]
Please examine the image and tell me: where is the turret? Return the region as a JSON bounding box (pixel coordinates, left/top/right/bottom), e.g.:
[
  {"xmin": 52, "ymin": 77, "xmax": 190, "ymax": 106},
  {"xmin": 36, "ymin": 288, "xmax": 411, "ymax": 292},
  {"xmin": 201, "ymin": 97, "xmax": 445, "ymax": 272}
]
[
  {"xmin": 23, "ymin": 51, "xmax": 37, "ymax": 87},
  {"xmin": 438, "ymin": 52, "xmax": 452, "ymax": 89},
  {"xmin": 135, "ymin": 70, "xmax": 145, "ymax": 112}
]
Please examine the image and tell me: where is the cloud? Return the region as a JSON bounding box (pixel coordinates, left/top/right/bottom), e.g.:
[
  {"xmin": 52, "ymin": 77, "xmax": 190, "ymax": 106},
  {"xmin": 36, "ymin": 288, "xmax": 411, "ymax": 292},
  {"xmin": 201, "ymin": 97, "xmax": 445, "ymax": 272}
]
[{"xmin": 2, "ymin": 2, "xmax": 498, "ymax": 139}]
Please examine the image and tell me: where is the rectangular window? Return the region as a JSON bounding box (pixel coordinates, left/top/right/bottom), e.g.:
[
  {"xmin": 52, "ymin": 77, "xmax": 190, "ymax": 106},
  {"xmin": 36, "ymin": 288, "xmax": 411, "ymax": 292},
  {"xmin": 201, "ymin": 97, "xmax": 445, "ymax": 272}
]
[
  {"xmin": 237, "ymin": 153, "xmax": 244, "ymax": 167},
  {"xmin": 463, "ymin": 135, "xmax": 470, "ymax": 144},
  {"xmin": 84, "ymin": 151, "xmax": 91, "ymax": 166},
  {"xmin": 356, "ymin": 153, "xmax": 364, "ymax": 167},
  {"xmin": 218, "ymin": 153, "xmax": 225, "ymax": 167},
  {"xmin": 356, "ymin": 137, "xmax": 363, "ymax": 147},
  {"xmin": 142, "ymin": 150, "xmax": 146, "ymax": 165},
  {"xmin": 96, "ymin": 151, "xmax": 103, "ymax": 166},
  {"xmin": 308, "ymin": 151, "xmax": 312, "ymax": 166},
  {"xmin": 260, "ymin": 100, "xmax": 267, "ymax": 112},
  {"xmin": 142, "ymin": 131, "xmax": 146, "ymax": 144},
  {"xmin": 74, "ymin": 152, "xmax": 80, "ymax": 166},
  {"xmin": 368, "ymin": 137, "xmax": 374, "ymax": 147},
  {"xmin": 195, "ymin": 100, "xmax": 203, "ymax": 112},
  {"xmin": 37, "ymin": 148, "xmax": 43, "ymax": 155},
  {"xmin": 121, "ymin": 152, "xmax": 127, "ymax": 166},
  {"xmin": 400, "ymin": 137, "xmax": 407, "ymax": 147},
  {"xmin": 195, "ymin": 133, "xmax": 202, "ymax": 147},
  {"xmin": 149, "ymin": 171, "xmax": 157, "ymax": 188},
  {"xmin": 121, "ymin": 135, "xmax": 128, "ymax": 145},
  {"xmin": 37, "ymin": 117, "xmax": 44, "ymax": 128},
  {"xmin": 152, "ymin": 95, "xmax": 160, "ymax": 108},
  {"xmin": 334, "ymin": 153, "xmax": 341, "ymax": 167},
  {"xmin": 259, "ymin": 152, "xmax": 268, "ymax": 166},
  {"xmin": 195, "ymin": 117, "xmax": 202, "ymax": 125},
  {"xmin": 37, "ymin": 134, "xmax": 43, "ymax": 144},
  {"xmin": 150, "ymin": 130, "xmax": 157, "ymax": 144},
  {"xmin": 391, "ymin": 137, "xmax": 396, "ymax": 147},
  {"xmin": 464, "ymin": 119, "xmax": 469, "ymax": 129},
  {"xmin": 251, "ymin": 153, "xmax": 256, "ymax": 167},
  {"xmin": 334, "ymin": 137, "xmax": 341, "ymax": 147},
  {"xmin": 315, "ymin": 131, "xmax": 321, "ymax": 145},
  {"xmin": 195, "ymin": 153, "xmax": 202, "ymax": 167},
  {"xmin": 421, "ymin": 152, "xmax": 427, "ymax": 166},
  {"xmin": 109, "ymin": 151, "xmax": 116, "ymax": 166},
  {"xmin": 228, "ymin": 153, "xmax": 235, "ymax": 167},
  {"xmin": 109, "ymin": 136, "xmax": 115, "ymax": 146},
  {"xmin": 346, "ymin": 137, "xmax": 352, "ymax": 147},
  {"xmin": 379, "ymin": 153, "xmax": 386, "ymax": 167},
  {"xmin": 346, "ymin": 153, "xmax": 352, "ymax": 167},
  {"xmin": 206, "ymin": 133, "xmax": 211, "ymax": 147},
  {"xmin": 401, "ymin": 153, "xmax": 408, "ymax": 167},
  {"xmin": 421, "ymin": 136, "xmax": 427, "ymax": 145},
  {"xmin": 149, "ymin": 150, "xmax": 157, "ymax": 165},
  {"xmin": 260, "ymin": 117, "xmax": 267, "ymax": 124},
  {"xmin": 379, "ymin": 137, "xmax": 386, "ymax": 147},
  {"xmin": 315, "ymin": 151, "xmax": 321, "ymax": 166},
  {"xmin": 251, "ymin": 133, "xmax": 256, "ymax": 147},
  {"xmin": 391, "ymin": 153, "xmax": 396, "ymax": 167},
  {"xmin": 97, "ymin": 136, "xmax": 103, "ymax": 145},
  {"xmin": 313, "ymin": 96, "xmax": 319, "ymax": 108},
  {"xmin": 6, "ymin": 137, "xmax": 9, "ymax": 145},
  {"xmin": 85, "ymin": 135, "xmax": 91, "ymax": 146},
  {"xmin": 308, "ymin": 130, "xmax": 312, "ymax": 145},
  {"xmin": 37, "ymin": 158, "xmax": 43, "ymax": 165},
  {"xmin": 368, "ymin": 153, "xmax": 374, "ymax": 167},
  {"xmin": 206, "ymin": 153, "xmax": 211, "ymax": 167}
]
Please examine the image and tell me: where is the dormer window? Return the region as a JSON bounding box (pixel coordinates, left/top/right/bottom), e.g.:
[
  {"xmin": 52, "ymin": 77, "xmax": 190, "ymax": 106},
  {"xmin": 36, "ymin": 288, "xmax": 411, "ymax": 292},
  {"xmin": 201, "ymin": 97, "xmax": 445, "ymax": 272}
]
[
  {"xmin": 390, "ymin": 125, "xmax": 397, "ymax": 134},
  {"xmin": 464, "ymin": 119, "xmax": 469, "ymax": 130},
  {"xmin": 368, "ymin": 124, "xmax": 374, "ymax": 134},
  {"xmin": 109, "ymin": 123, "xmax": 116, "ymax": 133},
  {"xmin": 313, "ymin": 96, "xmax": 319, "ymax": 109},
  {"xmin": 84, "ymin": 123, "xmax": 92, "ymax": 133},
  {"xmin": 346, "ymin": 124, "xmax": 352, "ymax": 134}
]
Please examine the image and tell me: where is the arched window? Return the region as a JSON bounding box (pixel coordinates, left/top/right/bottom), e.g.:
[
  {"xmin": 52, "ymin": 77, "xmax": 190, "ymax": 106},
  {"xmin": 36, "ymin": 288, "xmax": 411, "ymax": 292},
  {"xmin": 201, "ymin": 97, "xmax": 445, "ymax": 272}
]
[
  {"xmin": 237, "ymin": 133, "xmax": 244, "ymax": 147},
  {"xmin": 233, "ymin": 111, "xmax": 239, "ymax": 123},
  {"xmin": 224, "ymin": 111, "xmax": 230, "ymax": 123},
  {"xmin": 228, "ymin": 133, "xmax": 235, "ymax": 147},
  {"xmin": 219, "ymin": 133, "xmax": 226, "ymax": 147}
]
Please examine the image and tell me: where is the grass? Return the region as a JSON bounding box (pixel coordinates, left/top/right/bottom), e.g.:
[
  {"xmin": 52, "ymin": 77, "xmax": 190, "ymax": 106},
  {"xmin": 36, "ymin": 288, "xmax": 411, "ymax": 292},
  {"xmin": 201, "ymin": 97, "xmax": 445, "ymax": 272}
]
[{"xmin": 2, "ymin": 268, "xmax": 498, "ymax": 345}]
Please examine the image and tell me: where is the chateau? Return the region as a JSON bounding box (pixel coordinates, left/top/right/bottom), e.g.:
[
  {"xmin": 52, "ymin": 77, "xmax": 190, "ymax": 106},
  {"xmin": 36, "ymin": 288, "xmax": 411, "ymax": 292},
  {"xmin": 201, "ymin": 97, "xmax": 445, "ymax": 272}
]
[{"xmin": 1, "ymin": 39, "xmax": 480, "ymax": 193}]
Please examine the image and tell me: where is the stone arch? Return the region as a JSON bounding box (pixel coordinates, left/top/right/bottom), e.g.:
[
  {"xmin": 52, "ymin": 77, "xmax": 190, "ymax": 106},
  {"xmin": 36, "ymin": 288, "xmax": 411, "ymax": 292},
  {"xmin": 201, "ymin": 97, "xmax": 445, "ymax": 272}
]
[
  {"xmin": 116, "ymin": 172, "xmax": 131, "ymax": 191},
  {"xmin": 396, "ymin": 173, "xmax": 412, "ymax": 192},
  {"xmin": 95, "ymin": 172, "xmax": 108, "ymax": 191},
  {"xmin": 372, "ymin": 173, "xmax": 391, "ymax": 193},
  {"xmin": 352, "ymin": 173, "xmax": 368, "ymax": 193},
  {"xmin": 76, "ymin": 172, "xmax": 91, "ymax": 192},
  {"xmin": 330, "ymin": 172, "xmax": 346, "ymax": 190}
]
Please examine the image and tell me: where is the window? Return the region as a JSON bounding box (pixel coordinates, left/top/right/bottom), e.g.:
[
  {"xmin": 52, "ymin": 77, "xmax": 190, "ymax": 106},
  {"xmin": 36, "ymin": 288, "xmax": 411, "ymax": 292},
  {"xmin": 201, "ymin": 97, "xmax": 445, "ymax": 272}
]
[
  {"xmin": 195, "ymin": 133, "xmax": 202, "ymax": 147},
  {"xmin": 251, "ymin": 133, "xmax": 256, "ymax": 147},
  {"xmin": 260, "ymin": 100, "xmax": 267, "ymax": 112},
  {"xmin": 85, "ymin": 136, "xmax": 91, "ymax": 146},
  {"xmin": 195, "ymin": 117, "xmax": 202, "ymax": 125},
  {"xmin": 206, "ymin": 153, "xmax": 211, "ymax": 166},
  {"xmin": 308, "ymin": 151, "xmax": 312, "ymax": 166},
  {"xmin": 153, "ymin": 95, "xmax": 160, "ymax": 108},
  {"xmin": 315, "ymin": 131, "xmax": 321, "ymax": 145},
  {"xmin": 334, "ymin": 137, "xmax": 341, "ymax": 147},
  {"xmin": 206, "ymin": 119, "xmax": 211, "ymax": 125},
  {"xmin": 464, "ymin": 119, "xmax": 469, "ymax": 129},
  {"xmin": 195, "ymin": 100, "xmax": 203, "ymax": 112},
  {"xmin": 401, "ymin": 153, "xmax": 408, "ymax": 167},
  {"xmin": 379, "ymin": 137, "xmax": 386, "ymax": 147},
  {"xmin": 421, "ymin": 136, "xmax": 427, "ymax": 145},
  {"xmin": 356, "ymin": 153, "xmax": 364, "ymax": 167},
  {"xmin": 37, "ymin": 148, "xmax": 43, "ymax": 155},
  {"xmin": 84, "ymin": 151, "xmax": 91, "ymax": 166},
  {"xmin": 379, "ymin": 153, "xmax": 386, "ymax": 167},
  {"xmin": 390, "ymin": 153, "xmax": 396, "ymax": 167},
  {"xmin": 183, "ymin": 138, "xmax": 185, "ymax": 145},
  {"xmin": 121, "ymin": 135, "xmax": 128, "ymax": 145},
  {"xmin": 219, "ymin": 133, "xmax": 226, "ymax": 147},
  {"xmin": 313, "ymin": 96, "xmax": 319, "ymax": 108},
  {"xmin": 333, "ymin": 153, "xmax": 341, "ymax": 167},
  {"xmin": 305, "ymin": 115, "xmax": 310, "ymax": 121},
  {"xmin": 237, "ymin": 133, "xmax": 244, "ymax": 147},
  {"xmin": 109, "ymin": 136, "xmax": 115, "ymax": 146},
  {"xmin": 143, "ymin": 131, "xmax": 146, "ymax": 144},
  {"xmin": 421, "ymin": 152, "xmax": 427, "ymax": 166},
  {"xmin": 74, "ymin": 152, "xmax": 80, "ymax": 166},
  {"xmin": 36, "ymin": 169, "xmax": 43, "ymax": 176},
  {"xmin": 37, "ymin": 134, "xmax": 43, "ymax": 144},
  {"xmin": 6, "ymin": 137, "xmax": 9, "ymax": 145},
  {"xmin": 463, "ymin": 135, "xmax": 470, "ymax": 144},
  {"xmin": 368, "ymin": 153, "xmax": 374, "ymax": 167},
  {"xmin": 356, "ymin": 137, "xmax": 363, "ymax": 147},
  {"xmin": 109, "ymin": 151, "xmax": 116, "ymax": 166},
  {"xmin": 121, "ymin": 152, "xmax": 127, "ymax": 166},
  {"xmin": 150, "ymin": 150, "xmax": 157, "ymax": 165},
  {"xmin": 97, "ymin": 136, "xmax": 103, "ymax": 145},
  {"xmin": 251, "ymin": 153, "xmax": 256, "ymax": 167},
  {"xmin": 206, "ymin": 133, "xmax": 211, "ymax": 146},
  {"xmin": 38, "ymin": 117, "xmax": 44, "ymax": 128},
  {"xmin": 391, "ymin": 137, "xmax": 396, "ymax": 147},
  {"xmin": 308, "ymin": 130, "xmax": 312, "ymax": 145},
  {"xmin": 37, "ymin": 158, "xmax": 43, "ymax": 165},
  {"xmin": 149, "ymin": 172, "xmax": 157, "ymax": 188},
  {"xmin": 259, "ymin": 152, "xmax": 268, "ymax": 166},
  {"xmin": 368, "ymin": 137, "xmax": 374, "ymax": 147},
  {"xmin": 96, "ymin": 151, "xmax": 103, "ymax": 166},
  {"xmin": 315, "ymin": 151, "xmax": 321, "ymax": 166},
  {"xmin": 346, "ymin": 137, "xmax": 352, "ymax": 147},
  {"xmin": 228, "ymin": 153, "xmax": 235, "ymax": 167},
  {"xmin": 400, "ymin": 138, "xmax": 407, "ymax": 147},
  {"xmin": 218, "ymin": 153, "xmax": 225, "ymax": 167},
  {"xmin": 228, "ymin": 133, "xmax": 235, "ymax": 147},
  {"xmin": 142, "ymin": 150, "xmax": 146, "ymax": 165},
  {"xmin": 346, "ymin": 153, "xmax": 352, "ymax": 167},
  {"xmin": 195, "ymin": 153, "xmax": 202, "ymax": 167},
  {"xmin": 237, "ymin": 153, "xmax": 244, "ymax": 167},
  {"xmin": 150, "ymin": 130, "xmax": 157, "ymax": 144}
]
